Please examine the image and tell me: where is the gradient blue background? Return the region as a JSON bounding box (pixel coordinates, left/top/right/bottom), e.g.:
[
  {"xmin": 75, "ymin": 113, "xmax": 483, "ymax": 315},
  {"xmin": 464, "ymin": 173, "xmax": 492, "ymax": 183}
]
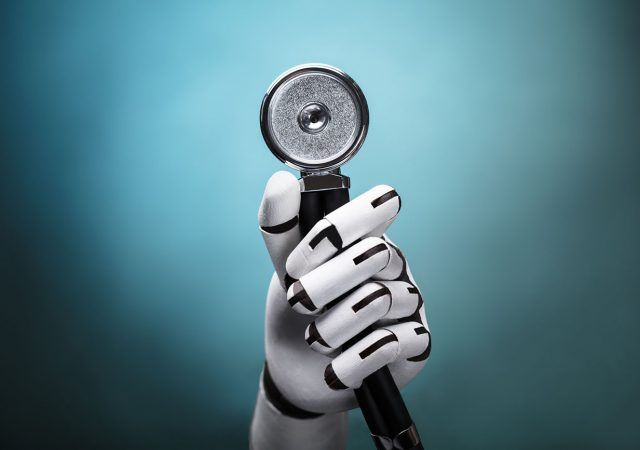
[{"xmin": 2, "ymin": 1, "xmax": 639, "ymax": 449}]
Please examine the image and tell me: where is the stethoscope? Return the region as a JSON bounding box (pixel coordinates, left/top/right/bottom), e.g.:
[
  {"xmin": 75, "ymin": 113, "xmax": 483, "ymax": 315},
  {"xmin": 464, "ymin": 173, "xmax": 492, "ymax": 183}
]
[{"xmin": 260, "ymin": 64, "xmax": 424, "ymax": 450}]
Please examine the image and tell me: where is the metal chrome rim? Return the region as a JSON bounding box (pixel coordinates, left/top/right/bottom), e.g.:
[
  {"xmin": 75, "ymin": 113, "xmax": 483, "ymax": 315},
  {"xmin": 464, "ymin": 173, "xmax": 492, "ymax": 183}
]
[{"xmin": 260, "ymin": 64, "xmax": 369, "ymax": 172}]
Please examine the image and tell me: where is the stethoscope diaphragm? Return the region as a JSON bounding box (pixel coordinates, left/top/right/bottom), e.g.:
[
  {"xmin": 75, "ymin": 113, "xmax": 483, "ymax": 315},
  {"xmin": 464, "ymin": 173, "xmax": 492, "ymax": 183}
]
[{"xmin": 260, "ymin": 64, "xmax": 369, "ymax": 172}]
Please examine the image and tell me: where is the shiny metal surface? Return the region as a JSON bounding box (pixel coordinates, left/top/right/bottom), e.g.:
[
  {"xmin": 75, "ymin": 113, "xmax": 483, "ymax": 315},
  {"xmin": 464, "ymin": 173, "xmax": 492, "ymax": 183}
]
[
  {"xmin": 260, "ymin": 64, "xmax": 368, "ymax": 172},
  {"xmin": 297, "ymin": 102, "xmax": 331, "ymax": 134},
  {"xmin": 298, "ymin": 171, "xmax": 350, "ymax": 192},
  {"xmin": 370, "ymin": 423, "xmax": 421, "ymax": 450}
]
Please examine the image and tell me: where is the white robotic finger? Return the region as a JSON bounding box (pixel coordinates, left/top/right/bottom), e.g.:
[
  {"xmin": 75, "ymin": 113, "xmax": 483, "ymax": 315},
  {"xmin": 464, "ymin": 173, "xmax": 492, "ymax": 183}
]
[
  {"xmin": 286, "ymin": 185, "xmax": 401, "ymax": 280},
  {"xmin": 287, "ymin": 237, "xmax": 391, "ymax": 315},
  {"xmin": 375, "ymin": 280, "xmax": 422, "ymax": 319},
  {"xmin": 324, "ymin": 322, "xmax": 430, "ymax": 391},
  {"xmin": 325, "ymin": 185, "xmax": 400, "ymax": 246},
  {"xmin": 304, "ymin": 280, "xmax": 422, "ymax": 355},
  {"xmin": 284, "ymin": 218, "xmax": 340, "ymax": 281},
  {"xmin": 384, "ymin": 321, "xmax": 430, "ymax": 361},
  {"xmin": 258, "ymin": 171, "xmax": 302, "ymax": 287},
  {"xmin": 374, "ymin": 241, "xmax": 405, "ymax": 280},
  {"xmin": 304, "ymin": 282, "xmax": 392, "ymax": 355},
  {"xmin": 324, "ymin": 328, "xmax": 398, "ymax": 390},
  {"xmin": 363, "ymin": 219, "xmax": 394, "ymax": 239}
]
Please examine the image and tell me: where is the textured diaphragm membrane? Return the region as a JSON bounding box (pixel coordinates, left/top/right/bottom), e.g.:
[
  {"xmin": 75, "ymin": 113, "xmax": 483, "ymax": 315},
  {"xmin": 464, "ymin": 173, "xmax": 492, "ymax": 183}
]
[{"xmin": 261, "ymin": 65, "xmax": 368, "ymax": 171}]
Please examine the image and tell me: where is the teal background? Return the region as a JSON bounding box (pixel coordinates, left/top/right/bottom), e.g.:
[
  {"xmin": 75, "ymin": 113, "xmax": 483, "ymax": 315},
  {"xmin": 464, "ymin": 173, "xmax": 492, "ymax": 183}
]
[{"xmin": 2, "ymin": 0, "xmax": 639, "ymax": 449}]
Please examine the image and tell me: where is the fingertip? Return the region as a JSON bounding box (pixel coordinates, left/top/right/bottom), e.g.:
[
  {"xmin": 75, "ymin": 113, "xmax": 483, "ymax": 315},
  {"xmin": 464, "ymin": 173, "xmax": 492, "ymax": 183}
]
[
  {"xmin": 268, "ymin": 170, "xmax": 299, "ymax": 187},
  {"xmin": 324, "ymin": 363, "xmax": 349, "ymax": 391},
  {"xmin": 258, "ymin": 171, "xmax": 301, "ymax": 227},
  {"xmin": 284, "ymin": 258, "xmax": 297, "ymax": 280},
  {"xmin": 371, "ymin": 184, "xmax": 399, "ymax": 200},
  {"xmin": 364, "ymin": 236, "xmax": 392, "ymax": 255},
  {"xmin": 384, "ymin": 322, "xmax": 430, "ymax": 362},
  {"xmin": 349, "ymin": 237, "xmax": 392, "ymax": 271},
  {"xmin": 374, "ymin": 184, "xmax": 395, "ymax": 193},
  {"xmin": 369, "ymin": 184, "xmax": 401, "ymax": 216},
  {"xmin": 283, "ymin": 273, "xmax": 297, "ymax": 291},
  {"xmin": 305, "ymin": 322, "xmax": 334, "ymax": 355}
]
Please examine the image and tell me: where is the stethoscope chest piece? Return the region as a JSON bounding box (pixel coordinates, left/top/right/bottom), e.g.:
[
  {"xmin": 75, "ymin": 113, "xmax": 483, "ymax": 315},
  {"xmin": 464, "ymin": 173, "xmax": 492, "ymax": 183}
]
[{"xmin": 260, "ymin": 64, "xmax": 369, "ymax": 173}]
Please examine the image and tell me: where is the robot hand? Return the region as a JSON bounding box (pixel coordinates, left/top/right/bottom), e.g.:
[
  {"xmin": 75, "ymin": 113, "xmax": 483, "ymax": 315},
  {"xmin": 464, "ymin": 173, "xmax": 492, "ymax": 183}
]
[{"xmin": 258, "ymin": 171, "xmax": 431, "ymax": 415}]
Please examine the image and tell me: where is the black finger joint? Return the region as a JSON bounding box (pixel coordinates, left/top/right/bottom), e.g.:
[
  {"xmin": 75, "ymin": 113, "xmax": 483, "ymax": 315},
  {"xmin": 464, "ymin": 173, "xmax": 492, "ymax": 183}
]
[
  {"xmin": 260, "ymin": 216, "xmax": 298, "ymax": 234},
  {"xmin": 407, "ymin": 331, "xmax": 431, "ymax": 362},
  {"xmin": 359, "ymin": 334, "xmax": 398, "ymax": 359},
  {"xmin": 324, "ymin": 363, "xmax": 348, "ymax": 390},
  {"xmin": 352, "ymin": 286, "xmax": 390, "ymax": 313},
  {"xmin": 353, "ymin": 243, "xmax": 388, "ymax": 265},
  {"xmin": 414, "ymin": 326, "xmax": 427, "ymax": 335},
  {"xmin": 288, "ymin": 282, "xmax": 316, "ymax": 311},
  {"xmin": 306, "ymin": 322, "xmax": 330, "ymax": 348},
  {"xmin": 371, "ymin": 190, "xmax": 399, "ymax": 208},
  {"xmin": 308, "ymin": 224, "xmax": 343, "ymax": 250}
]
